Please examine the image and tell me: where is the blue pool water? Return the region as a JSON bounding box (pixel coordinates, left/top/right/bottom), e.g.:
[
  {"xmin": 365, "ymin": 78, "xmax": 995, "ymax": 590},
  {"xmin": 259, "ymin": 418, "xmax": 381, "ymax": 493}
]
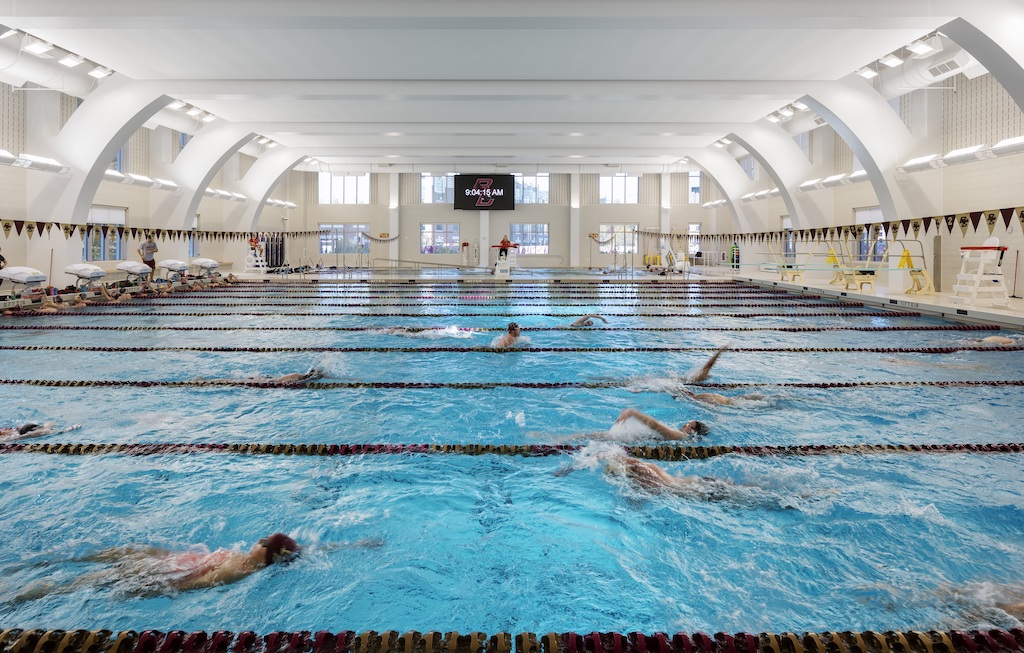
[{"xmin": 1, "ymin": 280, "xmax": 1022, "ymax": 635}]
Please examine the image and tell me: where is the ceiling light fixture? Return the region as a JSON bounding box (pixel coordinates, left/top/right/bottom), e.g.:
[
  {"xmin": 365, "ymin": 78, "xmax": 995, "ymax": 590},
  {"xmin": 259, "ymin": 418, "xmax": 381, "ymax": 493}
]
[
  {"xmin": 167, "ymin": 100, "xmax": 187, "ymax": 110},
  {"xmin": 87, "ymin": 66, "xmax": 112, "ymax": 79},
  {"xmin": 256, "ymin": 137, "xmax": 269, "ymax": 145},
  {"xmin": 0, "ymin": 29, "xmax": 17, "ymax": 39},
  {"xmin": 22, "ymin": 40, "xmax": 53, "ymax": 55},
  {"xmin": 201, "ymin": 113, "xmax": 216, "ymax": 123},
  {"xmin": 186, "ymin": 106, "xmax": 203, "ymax": 117},
  {"xmin": 856, "ymin": 68, "xmax": 878, "ymax": 79},
  {"xmin": 58, "ymin": 54, "xmax": 84, "ymax": 68},
  {"xmin": 879, "ymin": 54, "xmax": 903, "ymax": 68},
  {"xmin": 766, "ymin": 114, "xmax": 781, "ymax": 123},
  {"xmin": 266, "ymin": 142, "xmax": 278, "ymax": 148},
  {"xmin": 791, "ymin": 101, "xmax": 809, "ymax": 111},
  {"xmin": 778, "ymin": 107, "xmax": 794, "ymax": 117},
  {"xmin": 906, "ymin": 40, "xmax": 934, "ymax": 55}
]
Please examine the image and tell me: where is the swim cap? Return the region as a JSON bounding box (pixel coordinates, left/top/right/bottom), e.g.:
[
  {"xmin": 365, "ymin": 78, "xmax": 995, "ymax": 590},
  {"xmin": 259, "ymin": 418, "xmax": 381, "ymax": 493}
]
[
  {"xmin": 507, "ymin": 322, "xmax": 519, "ymax": 332},
  {"xmin": 18, "ymin": 423, "xmax": 39, "ymax": 435},
  {"xmin": 261, "ymin": 533, "xmax": 300, "ymax": 565}
]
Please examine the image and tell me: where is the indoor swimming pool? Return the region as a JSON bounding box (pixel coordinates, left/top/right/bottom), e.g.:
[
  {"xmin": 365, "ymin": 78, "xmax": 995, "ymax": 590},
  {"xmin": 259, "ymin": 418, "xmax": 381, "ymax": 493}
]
[{"xmin": 1, "ymin": 279, "xmax": 1022, "ymax": 637}]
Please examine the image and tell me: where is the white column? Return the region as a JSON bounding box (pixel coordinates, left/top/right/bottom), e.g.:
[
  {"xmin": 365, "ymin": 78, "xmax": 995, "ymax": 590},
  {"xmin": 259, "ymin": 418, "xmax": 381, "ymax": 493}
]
[
  {"xmin": 389, "ymin": 173, "xmax": 400, "ymax": 261},
  {"xmin": 569, "ymin": 173, "xmax": 580, "ymax": 267},
  {"xmin": 479, "ymin": 210, "xmax": 490, "ymax": 269}
]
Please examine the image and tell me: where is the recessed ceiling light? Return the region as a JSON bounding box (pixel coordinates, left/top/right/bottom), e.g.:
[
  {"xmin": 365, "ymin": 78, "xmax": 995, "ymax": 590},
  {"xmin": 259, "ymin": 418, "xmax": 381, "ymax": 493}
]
[
  {"xmin": 256, "ymin": 137, "xmax": 269, "ymax": 144},
  {"xmin": 167, "ymin": 100, "xmax": 187, "ymax": 110},
  {"xmin": 201, "ymin": 114, "xmax": 216, "ymax": 123},
  {"xmin": 87, "ymin": 66, "xmax": 112, "ymax": 78},
  {"xmin": 58, "ymin": 54, "xmax": 84, "ymax": 68},
  {"xmin": 906, "ymin": 40, "xmax": 934, "ymax": 55},
  {"xmin": 384, "ymin": 132, "xmax": 402, "ymax": 137},
  {"xmin": 766, "ymin": 114, "xmax": 781, "ymax": 123},
  {"xmin": 791, "ymin": 101, "xmax": 809, "ymax": 111},
  {"xmin": 186, "ymin": 106, "xmax": 203, "ymax": 117},
  {"xmin": 567, "ymin": 155, "xmax": 583, "ymax": 158},
  {"xmin": 567, "ymin": 133, "xmax": 584, "ymax": 137},
  {"xmin": 22, "ymin": 40, "xmax": 53, "ymax": 55},
  {"xmin": 856, "ymin": 68, "xmax": 879, "ymax": 79},
  {"xmin": 0, "ymin": 29, "xmax": 17, "ymax": 40},
  {"xmin": 879, "ymin": 54, "xmax": 903, "ymax": 68},
  {"xmin": 266, "ymin": 142, "xmax": 278, "ymax": 148}
]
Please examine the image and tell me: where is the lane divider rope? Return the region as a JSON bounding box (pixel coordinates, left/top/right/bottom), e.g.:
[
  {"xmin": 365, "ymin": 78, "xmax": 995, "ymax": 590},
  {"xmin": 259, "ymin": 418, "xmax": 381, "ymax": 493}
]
[
  {"xmin": 0, "ymin": 345, "xmax": 1019, "ymax": 354},
  {"xmin": 0, "ymin": 325, "xmax": 999, "ymax": 333},
  {"xmin": 1, "ymin": 442, "xmax": 1022, "ymax": 458},
  {"xmin": 2, "ymin": 310, "xmax": 919, "ymax": 319},
  {"xmin": 0, "ymin": 379, "xmax": 1021, "ymax": 389}
]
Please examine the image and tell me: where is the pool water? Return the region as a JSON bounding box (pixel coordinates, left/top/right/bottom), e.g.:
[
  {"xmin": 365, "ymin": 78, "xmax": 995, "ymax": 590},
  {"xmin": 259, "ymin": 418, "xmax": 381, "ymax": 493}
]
[{"xmin": 0, "ymin": 279, "xmax": 1022, "ymax": 635}]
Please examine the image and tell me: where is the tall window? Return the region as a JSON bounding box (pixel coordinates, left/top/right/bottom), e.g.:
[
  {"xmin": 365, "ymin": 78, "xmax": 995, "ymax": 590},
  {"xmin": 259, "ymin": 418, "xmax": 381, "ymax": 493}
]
[
  {"xmin": 111, "ymin": 146, "xmax": 126, "ymax": 173},
  {"xmin": 514, "ymin": 174, "xmax": 549, "ymax": 204},
  {"xmin": 320, "ymin": 223, "xmax": 370, "ymax": 254},
  {"xmin": 738, "ymin": 157, "xmax": 756, "ymax": 181},
  {"xmin": 179, "ymin": 132, "xmax": 192, "ymax": 151},
  {"xmin": 420, "ymin": 223, "xmax": 460, "ymax": 254},
  {"xmin": 599, "ymin": 175, "xmax": 639, "ymax": 204},
  {"xmin": 318, "ymin": 173, "xmax": 371, "ymax": 204},
  {"xmin": 421, "ymin": 174, "xmax": 456, "ymax": 204},
  {"xmin": 688, "ymin": 171, "xmax": 702, "ymax": 204},
  {"xmin": 854, "ymin": 207, "xmax": 886, "ymax": 263},
  {"xmin": 687, "ymin": 223, "xmax": 701, "ymax": 256},
  {"xmin": 510, "ymin": 223, "xmax": 549, "ymax": 254},
  {"xmin": 188, "ymin": 216, "xmax": 200, "ymax": 257},
  {"xmin": 83, "ymin": 206, "xmax": 126, "ymax": 261},
  {"xmin": 598, "ymin": 223, "xmax": 638, "ymax": 254}
]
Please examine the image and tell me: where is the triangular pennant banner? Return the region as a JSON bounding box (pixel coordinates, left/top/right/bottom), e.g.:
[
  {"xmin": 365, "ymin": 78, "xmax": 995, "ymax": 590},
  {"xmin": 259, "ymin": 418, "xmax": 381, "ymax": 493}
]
[
  {"xmin": 1001, "ymin": 207, "xmax": 1014, "ymax": 231},
  {"xmin": 922, "ymin": 218, "xmax": 931, "ymax": 235},
  {"xmin": 944, "ymin": 215, "xmax": 956, "ymax": 233},
  {"xmin": 14, "ymin": 220, "xmax": 24, "ymax": 236},
  {"xmin": 36, "ymin": 222, "xmax": 45, "ymax": 236},
  {"xmin": 958, "ymin": 213, "xmax": 970, "ymax": 237},
  {"xmin": 25, "ymin": 223, "xmax": 34, "ymax": 239},
  {"xmin": 62, "ymin": 224, "xmax": 74, "ymax": 239},
  {"xmin": 2, "ymin": 221, "xmax": 11, "ymax": 238},
  {"xmin": 901, "ymin": 220, "xmax": 911, "ymax": 236},
  {"xmin": 969, "ymin": 212, "xmax": 982, "ymax": 232},
  {"xmin": 45, "ymin": 222, "xmax": 53, "ymax": 235},
  {"xmin": 985, "ymin": 212, "xmax": 997, "ymax": 235}
]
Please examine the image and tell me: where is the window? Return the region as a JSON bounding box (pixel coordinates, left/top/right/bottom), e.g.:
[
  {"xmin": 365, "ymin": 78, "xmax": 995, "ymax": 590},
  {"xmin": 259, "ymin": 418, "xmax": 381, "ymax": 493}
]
[
  {"xmin": 514, "ymin": 174, "xmax": 549, "ymax": 204},
  {"xmin": 110, "ymin": 146, "xmax": 126, "ymax": 173},
  {"xmin": 854, "ymin": 207, "xmax": 886, "ymax": 263},
  {"xmin": 510, "ymin": 223, "xmax": 549, "ymax": 254},
  {"xmin": 738, "ymin": 156, "xmax": 756, "ymax": 181},
  {"xmin": 83, "ymin": 205, "xmax": 126, "ymax": 261},
  {"xmin": 599, "ymin": 175, "xmax": 639, "ymax": 204},
  {"xmin": 320, "ymin": 223, "xmax": 370, "ymax": 254},
  {"xmin": 179, "ymin": 132, "xmax": 192, "ymax": 151},
  {"xmin": 421, "ymin": 174, "xmax": 456, "ymax": 204},
  {"xmin": 318, "ymin": 173, "xmax": 371, "ymax": 204},
  {"xmin": 188, "ymin": 216, "xmax": 200, "ymax": 257},
  {"xmin": 598, "ymin": 224, "xmax": 638, "ymax": 254},
  {"xmin": 420, "ymin": 223, "xmax": 460, "ymax": 254},
  {"xmin": 688, "ymin": 171, "xmax": 702, "ymax": 204},
  {"xmin": 687, "ymin": 223, "xmax": 701, "ymax": 256}
]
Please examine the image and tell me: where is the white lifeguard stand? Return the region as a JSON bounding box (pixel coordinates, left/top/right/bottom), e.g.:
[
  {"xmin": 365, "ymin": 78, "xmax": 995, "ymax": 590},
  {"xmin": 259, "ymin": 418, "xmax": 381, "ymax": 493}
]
[
  {"xmin": 492, "ymin": 244, "xmax": 517, "ymax": 277},
  {"xmin": 244, "ymin": 249, "xmax": 268, "ymax": 274},
  {"xmin": 950, "ymin": 237, "xmax": 1010, "ymax": 308}
]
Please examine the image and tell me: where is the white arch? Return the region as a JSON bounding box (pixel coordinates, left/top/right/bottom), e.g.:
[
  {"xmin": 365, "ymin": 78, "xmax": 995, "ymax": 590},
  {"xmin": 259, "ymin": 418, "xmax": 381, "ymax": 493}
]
[
  {"xmin": 223, "ymin": 148, "xmax": 305, "ymax": 231},
  {"xmin": 728, "ymin": 122, "xmax": 826, "ymax": 230},
  {"xmin": 682, "ymin": 148, "xmax": 765, "ymax": 233},
  {"xmin": 800, "ymin": 78, "xmax": 929, "ymax": 221},
  {"xmin": 29, "ymin": 77, "xmax": 169, "ymax": 223},
  {"xmin": 941, "ymin": 10, "xmax": 1024, "ymax": 116},
  {"xmin": 151, "ymin": 123, "xmax": 257, "ymax": 230}
]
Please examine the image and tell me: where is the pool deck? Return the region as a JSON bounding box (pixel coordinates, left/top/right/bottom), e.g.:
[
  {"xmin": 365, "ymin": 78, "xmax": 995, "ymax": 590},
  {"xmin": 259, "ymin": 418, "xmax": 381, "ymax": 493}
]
[{"xmin": 232, "ymin": 264, "xmax": 1024, "ymax": 331}]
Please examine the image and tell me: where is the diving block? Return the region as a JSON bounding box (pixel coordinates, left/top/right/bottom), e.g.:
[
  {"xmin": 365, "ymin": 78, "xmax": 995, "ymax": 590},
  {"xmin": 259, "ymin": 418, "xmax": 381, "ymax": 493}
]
[
  {"xmin": 64, "ymin": 263, "xmax": 106, "ymax": 289},
  {"xmin": 157, "ymin": 259, "xmax": 188, "ymax": 281},
  {"xmin": 0, "ymin": 266, "xmax": 47, "ymax": 295},
  {"xmin": 190, "ymin": 257, "xmax": 220, "ymax": 278},
  {"xmin": 117, "ymin": 261, "xmax": 156, "ymax": 283}
]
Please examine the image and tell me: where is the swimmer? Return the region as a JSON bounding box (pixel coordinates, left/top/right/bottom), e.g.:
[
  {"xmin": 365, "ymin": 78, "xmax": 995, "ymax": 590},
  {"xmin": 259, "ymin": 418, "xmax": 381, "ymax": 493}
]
[
  {"xmin": 570, "ymin": 314, "xmax": 608, "ymax": 328},
  {"xmin": 611, "ymin": 408, "xmax": 708, "ymax": 440},
  {"xmin": 675, "ymin": 388, "xmax": 767, "ymax": 407},
  {"xmin": 34, "ymin": 298, "xmax": 67, "ymax": 313},
  {"xmin": 0, "ymin": 422, "xmax": 81, "ymax": 442},
  {"xmin": 15, "ymin": 533, "xmax": 300, "ymax": 601},
  {"xmin": 200, "ymin": 367, "xmax": 327, "ymax": 386},
  {"xmin": 98, "ymin": 284, "xmax": 132, "ymax": 303},
  {"xmin": 606, "ymin": 455, "xmax": 747, "ymax": 501},
  {"xmin": 979, "ymin": 335, "xmax": 1015, "ymax": 346},
  {"xmin": 493, "ymin": 322, "xmax": 521, "ymax": 349},
  {"xmin": 687, "ymin": 345, "xmax": 729, "ymax": 382}
]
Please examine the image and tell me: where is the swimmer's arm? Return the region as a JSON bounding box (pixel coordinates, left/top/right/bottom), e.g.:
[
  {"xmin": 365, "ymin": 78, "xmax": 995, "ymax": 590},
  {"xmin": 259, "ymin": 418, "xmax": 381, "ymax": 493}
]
[{"xmin": 616, "ymin": 409, "xmax": 688, "ymax": 441}]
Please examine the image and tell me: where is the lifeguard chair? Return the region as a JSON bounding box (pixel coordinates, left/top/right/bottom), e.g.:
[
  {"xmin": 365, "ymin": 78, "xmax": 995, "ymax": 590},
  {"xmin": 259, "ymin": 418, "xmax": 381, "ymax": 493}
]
[{"xmin": 950, "ymin": 237, "xmax": 1009, "ymax": 307}]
